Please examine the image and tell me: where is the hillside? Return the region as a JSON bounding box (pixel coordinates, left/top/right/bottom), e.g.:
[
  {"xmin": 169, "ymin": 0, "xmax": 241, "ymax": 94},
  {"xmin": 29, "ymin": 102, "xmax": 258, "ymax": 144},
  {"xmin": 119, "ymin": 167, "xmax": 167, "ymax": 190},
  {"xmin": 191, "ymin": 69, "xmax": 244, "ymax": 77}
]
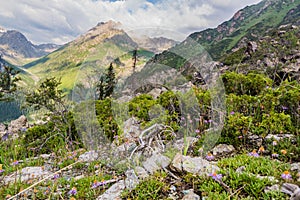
[
  {"xmin": 23, "ymin": 21, "xmax": 176, "ymax": 92},
  {"xmin": 0, "ymin": 28, "xmax": 60, "ymax": 66}
]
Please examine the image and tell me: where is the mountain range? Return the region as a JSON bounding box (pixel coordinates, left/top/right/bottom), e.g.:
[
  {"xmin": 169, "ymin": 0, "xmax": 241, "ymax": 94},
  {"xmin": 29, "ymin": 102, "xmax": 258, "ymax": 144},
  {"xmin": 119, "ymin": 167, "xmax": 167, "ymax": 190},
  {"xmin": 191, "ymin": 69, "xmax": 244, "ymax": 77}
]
[{"xmin": 0, "ymin": 0, "xmax": 299, "ymax": 91}]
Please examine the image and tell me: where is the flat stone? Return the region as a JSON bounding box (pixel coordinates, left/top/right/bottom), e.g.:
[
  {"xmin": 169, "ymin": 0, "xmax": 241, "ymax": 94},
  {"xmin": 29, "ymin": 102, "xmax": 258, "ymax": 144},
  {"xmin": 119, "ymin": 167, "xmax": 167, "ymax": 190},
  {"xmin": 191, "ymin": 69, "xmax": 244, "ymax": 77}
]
[
  {"xmin": 142, "ymin": 153, "xmax": 171, "ymax": 174},
  {"xmin": 212, "ymin": 144, "xmax": 235, "ymax": 156},
  {"xmin": 281, "ymin": 183, "xmax": 299, "ymax": 196},
  {"xmin": 134, "ymin": 166, "xmax": 149, "ymax": 179},
  {"xmin": 265, "ymin": 184, "xmax": 280, "ymax": 193},
  {"xmin": 265, "ymin": 134, "xmax": 294, "ymax": 141},
  {"xmin": 291, "ymin": 163, "xmax": 300, "ymax": 172},
  {"xmin": 125, "ymin": 169, "xmax": 139, "ymax": 190},
  {"xmin": 78, "ymin": 151, "xmax": 99, "ymax": 162},
  {"xmin": 170, "ymin": 153, "xmax": 219, "ymax": 176},
  {"xmin": 182, "ymin": 189, "xmax": 200, "ymax": 200},
  {"xmin": 96, "ymin": 180, "xmax": 125, "ymax": 200},
  {"xmin": 4, "ymin": 166, "xmax": 51, "ymax": 184}
]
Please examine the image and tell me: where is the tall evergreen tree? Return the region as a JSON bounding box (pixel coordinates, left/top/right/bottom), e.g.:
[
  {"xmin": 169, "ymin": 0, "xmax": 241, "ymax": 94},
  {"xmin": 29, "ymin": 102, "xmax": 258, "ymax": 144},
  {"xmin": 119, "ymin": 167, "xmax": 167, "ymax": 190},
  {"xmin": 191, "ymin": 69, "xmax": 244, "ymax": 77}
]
[
  {"xmin": 96, "ymin": 63, "xmax": 116, "ymax": 100},
  {"xmin": 0, "ymin": 65, "xmax": 20, "ymax": 101}
]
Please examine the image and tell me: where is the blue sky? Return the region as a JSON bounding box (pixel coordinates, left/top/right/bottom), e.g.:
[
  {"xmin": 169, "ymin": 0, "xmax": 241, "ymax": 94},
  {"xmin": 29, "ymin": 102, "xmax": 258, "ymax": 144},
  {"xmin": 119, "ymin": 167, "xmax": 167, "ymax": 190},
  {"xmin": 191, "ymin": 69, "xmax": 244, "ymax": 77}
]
[{"xmin": 0, "ymin": 0, "xmax": 261, "ymax": 44}]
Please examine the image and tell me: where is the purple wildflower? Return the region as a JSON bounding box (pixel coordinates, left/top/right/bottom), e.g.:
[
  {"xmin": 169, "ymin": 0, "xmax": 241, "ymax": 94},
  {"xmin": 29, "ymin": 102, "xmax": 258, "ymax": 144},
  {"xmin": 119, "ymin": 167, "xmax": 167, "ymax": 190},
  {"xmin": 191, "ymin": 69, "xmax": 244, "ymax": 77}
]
[
  {"xmin": 208, "ymin": 173, "xmax": 222, "ymax": 181},
  {"xmin": 272, "ymin": 140, "xmax": 278, "ymax": 146},
  {"xmin": 271, "ymin": 153, "xmax": 279, "ymax": 158},
  {"xmin": 91, "ymin": 180, "xmax": 107, "ymax": 189},
  {"xmin": 12, "ymin": 160, "xmax": 19, "ymax": 166},
  {"xmin": 52, "ymin": 174, "xmax": 59, "ymax": 180},
  {"xmin": 0, "ymin": 169, "xmax": 4, "ymax": 173},
  {"xmin": 68, "ymin": 187, "xmax": 77, "ymax": 196},
  {"xmin": 282, "ymin": 106, "xmax": 288, "ymax": 111},
  {"xmin": 195, "ymin": 129, "xmax": 200, "ymax": 133},
  {"xmin": 230, "ymin": 111, "xmax": 235, "ymax": 115},
  {"xmin": 248, "ymin": 150, "xmax": 259, "ymax": 157},
  {"xmin": 206, "ymin": 153, "xmax": 215, "ymax": 161},
  {"xmin": 281, "ymin": 171, "xmax": 292, "ymax": 180}
]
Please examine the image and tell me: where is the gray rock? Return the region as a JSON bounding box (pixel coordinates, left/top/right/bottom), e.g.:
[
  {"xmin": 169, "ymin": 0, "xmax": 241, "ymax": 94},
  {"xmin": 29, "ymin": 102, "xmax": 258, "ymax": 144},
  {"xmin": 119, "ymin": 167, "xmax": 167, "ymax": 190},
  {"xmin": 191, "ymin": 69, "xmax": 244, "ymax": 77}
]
[
  {"xmin": 134, "ymin": 166, "xmax": 149, "ymax": 179},
  {"xmin": 291, "ymin": 163, "xmax": 300, "ymax": 172},
  {"xmin": 96, "ymin": 180, "xmax": 125, "ymax": 200},
  {"xmin": 281, "ymin": 183, "xmax": 299, "ymax": 196},
  {"xmin": 248, "ymin": 135, "xmax": 263, "ymax": 147},
  {"xmin": 171, "ymin": 137, "xmax": 198, "ymax": 152},
  {"xmin": 212, "ymin": 144, "xmax": 235, "ymax": 156},
  {"xmin": 265, "ymin": 184, "xmax": 280, "ymax": 193},
  {"xmin": 182, "ymin": 189, "xmax": 200, "ymax": 200},
  {"xmin": 148, "ymin": 88, "xmax": 167, "ymax": 99},
  {"xmin": 170, "ymin": 153, "xmax": 219, "ymax": 175},
  {"xmin": 265, "ymin": 134, "xmax": 294, "ymax": 141},
  {"xmin": 142, "ymin": 153, "xmax": 171, "ymax": 174},
  {"xmin": 4, "ymin": 166, "xmax": 51, "ymax": 184},
  {"xmin": 291, "ymin": 188, "xmax": 300, "ymax": 200},
  {"xmin": 0, "ymin": 123, "xmax": 6, "ymax": 132},
  {"xmin": 8, "ymin": 115, "xmax": 28, "ymax": 134},
  {"xmin": 78, "ymin": 151, "xmax": 99, "ymax": 162},
  {"xmin": 236, "ymin": 166, "xmax": 246, "ymax": 174},
  {"xmin": 125, "ymin": 169, "xmax": 139, "ymax": 190},
  {"xmin": 123, "ymin": 117, "xmax": 141, "ymax": 141}
]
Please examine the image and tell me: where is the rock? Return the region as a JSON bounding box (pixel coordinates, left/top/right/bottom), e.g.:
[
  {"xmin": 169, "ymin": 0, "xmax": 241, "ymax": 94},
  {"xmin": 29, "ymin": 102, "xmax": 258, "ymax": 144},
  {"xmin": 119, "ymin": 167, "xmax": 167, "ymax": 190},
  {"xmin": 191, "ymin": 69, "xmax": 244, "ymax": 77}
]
[
  {"xmin": 256, "ymin": 175, "xmax": 277, "ymax": 182},
  {"xmin": 78, "ymin": 151, "xmax": 99, "ymax": 162},
  {"xmin": 281, "ymin": 183, "xmax": 299, "ymax": 196},
  {"xmin": 248, "ymin": 135, "xmax": 263, "ymax": 147},
  {"xmin": 212, "ymin": 144, "xmax": 235, "ymax": 156},
  {"xmin": 148, "ymin": 88, "xmax": 166, "ymax": 99},
  {"xmin": 291, "ymin": 163, "xmax": 300, "ymax": 172},
  {"xmin": 170, "ymin": 153, "xmax": 219, "ymax": 176},
  {"xmin": 123, "ymin": 117, "xmax": 141, "ymax": 141},
  {"xmin": 236, "ymin": 166, "xmax": 246, "ymax": 174},
  {"xmin": 125, "ymin": 169, "xmax": 139, "ymax": 190},
  {"xmin": 134, "ymin": 166, "xmax": 149, "ymax": 179},
  {"xmin": 291, "ymin": 188, "xmax": 300, "ymax": 200},
  {"xmin": 96, "ymin": 180, "xmax": 125, "ymax": 200},
  {"xmin": 265, "ymin": 134, "xmax": 294, "ymax": 141},
  {"xmin": 182, "ymin": 189, "xmax": 200, "ymax": 200},
  {"xmin": 142, "ymin": 153, "xmax": 171, "ymax": 174},
  {"xmin": 8, "ymin": 115, "xmax": 28, "ymax": 134},
  {"xmin": 265, "ymin": 184, "xmax": 280, "ymax": 193},
  {"xmin": 4, "ymin": 166, "xmax": 51, "ymax": 184},
  {"xmin": 0, "ymin": 123, "xmax": 6, "ymax": 139},
  {"xmin": 171, "ymin": 137, "xmax": 198, "ymax": 152}
]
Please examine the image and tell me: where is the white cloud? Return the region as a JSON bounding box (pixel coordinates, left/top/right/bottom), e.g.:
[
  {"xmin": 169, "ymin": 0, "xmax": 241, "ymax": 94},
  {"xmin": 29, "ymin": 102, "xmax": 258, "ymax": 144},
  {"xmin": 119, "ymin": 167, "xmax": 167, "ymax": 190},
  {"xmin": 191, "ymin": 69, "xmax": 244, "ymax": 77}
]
[{"xmin": 0, "ymin": 0, "xmax": 261, "ymax": 44}]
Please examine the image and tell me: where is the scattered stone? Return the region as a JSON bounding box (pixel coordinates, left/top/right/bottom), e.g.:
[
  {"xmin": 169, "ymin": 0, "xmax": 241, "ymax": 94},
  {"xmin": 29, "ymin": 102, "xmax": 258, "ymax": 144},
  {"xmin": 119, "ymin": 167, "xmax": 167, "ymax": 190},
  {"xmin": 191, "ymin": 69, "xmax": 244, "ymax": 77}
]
[
  {"xmin": 236, "ymin": 166, "xmax": 246, "ymax": 174},
  {"xmin": 125, "ymin": 169, "xmax": 139, "ymax": 190},
  {"xmin": 142, "ymin": 153, "xmax": 171, "ymax": 174},
  {"xmin": 8, "ymin": 115, "xmax": 28, "ymax": 134},
  {"xmin": 256, "ymin": 175, "xmax": 277, "ymax": 182},
  {"xmin": 4, "ymin": 166, "xmax": 51, "ymax": 184},
  {"xmin": 281, "ymin": 183, "xmax": 299, "ymax": 196},
  {"xmin": 134, "ymin": 166, "xmax": 149, "ymax": 179},
  {"xmin": 265, "ymin": 134, "xmax": 294, "ymax": 141},
  {"xmin": 123, "ymin": 117, "xmax": 141, "ymax": 141},
  {"xmin": 182, "ymin": 189, "xmax": 200, "ymax": 200},
  {"xmin": 212, "ymin": 144, "xmax": 235, "ymax": 156},
  {"xmin": 148, "ymin": 88, "xmax": 167, "ymax": 99},
  {"xmin": 74, "ymin": 175, "xmax": 85, "ymax": 181},
  {"xmin": 170, "ymin": 153, "xmax": 219, "ymax": 175},
  {"xmin": 248, "ymin": 135, "xmax": 263, "ymax": 147},
  {"xmin": 171, "ymin": 137, "xmax": 198, "ymax": 152},
  {"xmin": 96, "ymin": 180, "xmax": 125, "ymax": 200},
  {"xmin": 265, "ymin": 184, "xmax": 280, "ymax": 193},
  {"xmin": 291, "ymin": 163, "xmax": 300, "ymax": 172},
  {"xmin": 78, "ymin": 151, "xmax": 99, "ymax": 162}
]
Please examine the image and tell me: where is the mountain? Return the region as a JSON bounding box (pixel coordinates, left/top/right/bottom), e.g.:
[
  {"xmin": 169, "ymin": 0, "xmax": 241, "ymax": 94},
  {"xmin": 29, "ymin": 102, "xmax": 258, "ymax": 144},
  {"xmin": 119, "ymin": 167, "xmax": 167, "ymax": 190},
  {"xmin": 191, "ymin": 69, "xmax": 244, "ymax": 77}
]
[
  {"xmin": 145, "ymin": 0, "xmax": 300, "ymax": 75},
  {"xmin": 132, "ymin": 36, "xmax": 178, "ymax": 54},
  {"xmin": 0, "ymin": 27, "xmax": 60, "ymax": 65},
  {"xmin": 24, "ymin": 21, "xmax": 176, "ymax": 91}
]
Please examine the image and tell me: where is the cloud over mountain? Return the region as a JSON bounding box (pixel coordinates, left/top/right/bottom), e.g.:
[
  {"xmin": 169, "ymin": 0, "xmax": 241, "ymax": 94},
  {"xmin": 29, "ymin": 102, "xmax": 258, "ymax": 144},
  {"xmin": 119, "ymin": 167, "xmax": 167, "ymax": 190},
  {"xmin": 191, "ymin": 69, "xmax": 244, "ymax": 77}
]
[{"xmin": 0, "ymin": 0, "xmax": 260, "ymax": 44}]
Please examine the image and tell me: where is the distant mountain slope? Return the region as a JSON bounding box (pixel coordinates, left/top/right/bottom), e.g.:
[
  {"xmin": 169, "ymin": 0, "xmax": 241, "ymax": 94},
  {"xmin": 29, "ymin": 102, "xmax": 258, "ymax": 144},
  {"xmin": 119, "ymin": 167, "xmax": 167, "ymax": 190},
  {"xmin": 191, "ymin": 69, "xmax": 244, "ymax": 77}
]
[
  {"xmin": 0, "ymin": 27, "xmax": 60, "ymax": 65},
  {"xmin": 189, "ymin": 0, "xmax": 300, "ymax": 59},
  {"xmin": 146, "ymin": 0, "xmax": 300, "ymax": 75},
  {"xmin": 23, "ymin": 21, "xmax": 167, "ymax": 91}
]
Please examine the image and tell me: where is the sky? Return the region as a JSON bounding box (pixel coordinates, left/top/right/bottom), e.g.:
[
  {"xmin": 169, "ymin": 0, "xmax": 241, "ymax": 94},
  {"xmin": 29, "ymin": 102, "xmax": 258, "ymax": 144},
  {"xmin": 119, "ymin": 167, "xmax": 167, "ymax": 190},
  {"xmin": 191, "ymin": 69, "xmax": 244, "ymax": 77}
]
[{"xmin": 0, "ymin": 0, "xmax": 261, "ymax": 45}]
